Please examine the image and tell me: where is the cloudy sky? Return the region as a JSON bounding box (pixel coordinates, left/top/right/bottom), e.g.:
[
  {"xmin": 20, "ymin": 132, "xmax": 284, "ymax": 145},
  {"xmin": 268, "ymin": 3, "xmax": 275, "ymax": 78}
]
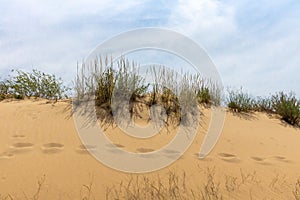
[{"xmin": 0, "ymin": 0, "xmax": 299, "ymax": 97}]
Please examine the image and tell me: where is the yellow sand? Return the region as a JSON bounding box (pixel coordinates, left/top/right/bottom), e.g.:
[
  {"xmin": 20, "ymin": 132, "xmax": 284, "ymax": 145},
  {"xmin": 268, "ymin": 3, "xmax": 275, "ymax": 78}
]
[{"xmin": 0, "ymin": 99, "xmax": 299, "ymax": 199}]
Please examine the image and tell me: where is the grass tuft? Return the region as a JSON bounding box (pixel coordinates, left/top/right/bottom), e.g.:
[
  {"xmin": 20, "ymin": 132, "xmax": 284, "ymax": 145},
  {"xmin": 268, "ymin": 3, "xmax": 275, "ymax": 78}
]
[
  {"xmin": 271, "ymin": 92, "xmax": 300, "ymax": 126},
  {"xmin": 227, "ymin": 88, "xmax": 255, "ymax": 113}
]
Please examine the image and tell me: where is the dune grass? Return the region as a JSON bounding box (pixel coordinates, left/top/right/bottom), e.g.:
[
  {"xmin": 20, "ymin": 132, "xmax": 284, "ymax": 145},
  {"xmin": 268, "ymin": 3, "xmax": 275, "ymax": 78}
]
[
  {"xmin": 227, "ymin": 88, "xmax": 255, "ymax": 113},
  {"xmin": 73, "ymin": 56, "xmax": 300, "ymax": 127},
  {"xmin": 74, "ymin": 56, "xmax": 222, "ymax": 126},
  {"xmin": 226, "ymin": 88, "xmax": 300, "ymax": 126},
  {"xmin": 271, "ymin": 92, "xmax": 300, "ymax": 126},
  {"xmin": 0, "ymin": 56, "xmax": 298, "ymax": 127}
]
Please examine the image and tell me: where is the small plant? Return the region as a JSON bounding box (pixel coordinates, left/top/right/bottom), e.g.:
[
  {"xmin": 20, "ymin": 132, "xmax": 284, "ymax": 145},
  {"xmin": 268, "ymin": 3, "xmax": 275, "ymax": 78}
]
[
  {"xmin": 201, "ymin": 167, "xmax": 223, "ymax": 200},
  {"xmin": 227, "ymin": 88, "xmax": 255, "ymax": 113},
  {"xmin": 271, "ymin": 92, "xmax": 300, "ymax": 126}
]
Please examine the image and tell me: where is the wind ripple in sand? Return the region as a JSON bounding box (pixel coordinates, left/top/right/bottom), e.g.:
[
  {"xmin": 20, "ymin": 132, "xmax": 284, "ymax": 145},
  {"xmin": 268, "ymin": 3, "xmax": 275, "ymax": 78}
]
[
  {"xmin": 41, "ymin": 143, "xmax": 64, "ymax": 154},
  {"xmin": 218, "ymin": 153, "xmax": 240, "ymax": 163}
]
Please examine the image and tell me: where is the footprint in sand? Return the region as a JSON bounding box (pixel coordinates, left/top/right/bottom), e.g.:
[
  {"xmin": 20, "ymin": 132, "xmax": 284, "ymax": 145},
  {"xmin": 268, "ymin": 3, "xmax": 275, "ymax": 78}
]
[
  {"xmin": 11, "ymin": 134, "xmax": 26, "ymax": 139},
  {"xmin": 163, "ymin": 149, "xmax": 180, "ymax": 154},
  {"xmin": 10, "ymin": 142, "xmax": 34, "ymax": 153},
  {"xmin": 136, "ymin": 147, "xmax": 155, "ymax": 153},
  {"xmin": 0, "ymin": 151, "xmax": 15, "ymax": 159},
  {"xmin": 250, "ymin": 156, "xmax": 272, "ymax": 165},
  {"xmin": 162, "ymin": 149, "xmax": 182, "ymax": 159},
  {"xmin": 41, "ymin": 143, "xmax": 64, "ymax": 154},
  {"xmin": 272, "ymin": 156, "xmax": 292, "ymax": 163},
  {"xmin": 194, "ymin": 153, "xmax": 213, "ymax": 161},
  {"xmin": 76, "ymin": 144, "xmax": 97, "ymax": 154},
  {"xmin": 218, "ymin": 153, "xmax": 240, "ymax": 163},
  {"xmin": 104, "ymin": 143, "xmax": 127, "ymax": 154},
  {"xmin": 105, "ymin": 143, "xmax": 125, "ymax": 148}
]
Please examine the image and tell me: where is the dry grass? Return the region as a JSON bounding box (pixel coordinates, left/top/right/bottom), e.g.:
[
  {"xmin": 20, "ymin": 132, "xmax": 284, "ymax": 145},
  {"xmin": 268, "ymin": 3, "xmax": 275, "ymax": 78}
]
[
  {"xmin": 74, "ymin": 56, "xmax": 223, "ymax": 128},
  {"xmin": 105, "ymin": 168, "xmax": 224, "ymax": 200},
  {"xmin": 0, "ymin": 169, "xmax": 299, "ymax": 199}
]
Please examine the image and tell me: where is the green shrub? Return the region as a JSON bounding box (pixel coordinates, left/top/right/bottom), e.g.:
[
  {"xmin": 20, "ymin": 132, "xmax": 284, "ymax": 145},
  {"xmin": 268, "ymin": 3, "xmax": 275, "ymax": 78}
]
[
  {"xmin": 7, "ymin": 69, "xmax": 69, "ymax": 100},
  {"xmin": 271, "ymin": 92, "xmax": 300, "ymax": 126},
  {"xmin": 227, "ymin": 88, "xmax": 255, "ymax": 113}
]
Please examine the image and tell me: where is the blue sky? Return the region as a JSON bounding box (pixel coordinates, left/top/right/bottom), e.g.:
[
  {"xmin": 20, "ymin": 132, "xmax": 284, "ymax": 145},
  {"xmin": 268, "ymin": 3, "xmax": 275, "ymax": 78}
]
[{"xmin": 0, "ymin": 0, "xmax": 299, "ymax": 97}]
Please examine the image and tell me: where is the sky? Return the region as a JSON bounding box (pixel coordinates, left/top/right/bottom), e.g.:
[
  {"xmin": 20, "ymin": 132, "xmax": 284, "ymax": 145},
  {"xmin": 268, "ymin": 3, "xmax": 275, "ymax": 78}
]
[{"xmin": 0, "ymin": 0, "xmax": 299, "ymax": 97}]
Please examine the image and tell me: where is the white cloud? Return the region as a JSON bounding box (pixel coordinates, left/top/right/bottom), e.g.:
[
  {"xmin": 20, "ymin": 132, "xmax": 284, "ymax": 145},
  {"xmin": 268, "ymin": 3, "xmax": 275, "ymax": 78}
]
[
  {"xmin": 0, "ymin": 0, "xmax": 299, "ymax": 97},
  {"xmin": 166, "ymin": 0, "xmax": 300, "ymax": 96},
  {"xmin": 167, "ymin": 0, "xmax": 236, "ymax": 42},
  {"xmin": 0, "ymin": 0, "xmax": 145, "ymax": 82}
]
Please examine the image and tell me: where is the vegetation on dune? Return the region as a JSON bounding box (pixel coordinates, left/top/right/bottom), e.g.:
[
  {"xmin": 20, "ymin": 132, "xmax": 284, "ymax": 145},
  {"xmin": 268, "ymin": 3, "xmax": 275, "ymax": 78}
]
[
  {"xmin": 1, "ymin": 56, "xmax": 299, "ymax": 127},
  {"xmin": 73, "ymin": 55, "xmax": 300, "ymax": 127},
  {"xmin": 226, "ymin": 88, "xmax": 300, "ymax": 126},
  {"xmin": 0, "ymin": 79, "xmax": 9, "ymax": 100},
  {"xmin": 271, "ymin": 92, "xmax": 300, "ymax": 126},
  {"xmin": 74, "ymin": 56, "xmax": 222, "ymax": 126},
  {"xmin": 227, "ymin": 88, "xmax": 255, "ymax": 113},
  {"xmin": 254, "ymin": 96, "xmax": 273, "ymax": 113},
  {"xmin": 0, "ymin": 69, "xmax": 70, "ymax": 101}
]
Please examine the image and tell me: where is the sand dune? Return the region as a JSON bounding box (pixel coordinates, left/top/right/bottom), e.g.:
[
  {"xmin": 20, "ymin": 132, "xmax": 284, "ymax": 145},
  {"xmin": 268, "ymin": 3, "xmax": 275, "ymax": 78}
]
[{"xmin": 0, "ymin": 99, "xmax": 300, "ymax": 199}]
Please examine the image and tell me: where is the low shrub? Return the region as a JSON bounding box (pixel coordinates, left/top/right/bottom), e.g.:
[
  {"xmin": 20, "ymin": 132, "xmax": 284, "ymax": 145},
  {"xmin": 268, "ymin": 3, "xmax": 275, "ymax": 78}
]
[
  {"xmin": 2, "ymin": 69, "xmax": 69, "ymax": 100},
  {"xmin": 271, "ymin": 92, "xmax": 300, "ymax": 126},
  {"xmin": 227, "ymin": 88, "xmax": 255, "ymax": 113}
]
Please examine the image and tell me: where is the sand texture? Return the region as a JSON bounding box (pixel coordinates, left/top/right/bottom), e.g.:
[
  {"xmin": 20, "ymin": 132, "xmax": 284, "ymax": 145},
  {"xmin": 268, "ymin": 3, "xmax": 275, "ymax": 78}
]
[{"xmin": 0, "ymin": 99, "xmax": 300, "ymax": 199}]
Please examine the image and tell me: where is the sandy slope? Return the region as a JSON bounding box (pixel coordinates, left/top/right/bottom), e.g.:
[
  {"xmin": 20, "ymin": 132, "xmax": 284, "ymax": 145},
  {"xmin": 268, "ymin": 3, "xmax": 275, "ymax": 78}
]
[{"xmin": 0, "ymin": 99, "xmax": 299, "ymax": 199}]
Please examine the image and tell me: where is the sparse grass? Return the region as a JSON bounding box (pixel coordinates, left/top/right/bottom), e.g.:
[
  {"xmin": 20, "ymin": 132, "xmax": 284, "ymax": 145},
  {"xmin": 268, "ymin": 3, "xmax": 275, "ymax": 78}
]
[
  {"xmin": 227, "ymin": 88, "xmax": 255, "ymax": 113},
  {"xmin": 1, "ymin": 170, "xmax": 299, "ymax": 199},
  {"xmin": 74, "ymin": 56, "xmax": 300, "ymax": 128},
  {"xmin": 105, "ymin": 169, "xmax": 225, "ymax": 200},
  {"xmin": 200, "ymin": 167, "xmax": 223, "ymax": 200},
  {"xmin": 271, "ymin": 92, "xmax": 300, "ymax": 126},
  {"xmin": 227, "ymin": 89, "xmax": 300, "ymax": 126},
  {"xmin": 254, "ymin": 96, "xmax": 274, "ymax": 113},
  {"xmin": 75, "ymin": 57, "xmax": 221, "ymax": 127}
]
